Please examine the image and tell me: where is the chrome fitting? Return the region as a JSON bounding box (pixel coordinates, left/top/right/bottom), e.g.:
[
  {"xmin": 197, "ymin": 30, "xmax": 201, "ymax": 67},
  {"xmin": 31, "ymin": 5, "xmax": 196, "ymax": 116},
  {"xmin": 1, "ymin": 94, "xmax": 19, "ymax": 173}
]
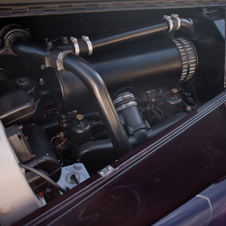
[
  {"xmin": 171, "ymin": 14, "xmax": 181, "ymax": 30},
  {"xmin": 70, "ymin": 36, "xmax": 80, "ymax": 56},
  {"xmin": 113, "ymin": 93, "xmax": 134, "ymax": 106},
  {"xmin": 44, "ymin": 56, "xmax": 51, "ymax": 68},
  {"xmin": 163, "ymin": 15, "xmax": 173, "ymax": 32},
  {"xmin": 116, "ymin": 101, "xmax": 137, "ymax": 112},
  {"xmin": 82, "ymin": 35, "xmax": 93, "ymax": 55},
  {"xmin": 56, "ymin": 50, "xmax": 71, "ymax": 71}
]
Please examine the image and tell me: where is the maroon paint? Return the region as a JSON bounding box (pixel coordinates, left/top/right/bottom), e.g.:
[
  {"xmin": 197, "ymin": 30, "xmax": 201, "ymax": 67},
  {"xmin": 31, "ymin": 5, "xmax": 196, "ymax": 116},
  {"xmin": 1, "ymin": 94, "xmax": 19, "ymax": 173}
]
[{"xmin": 14, "ymin": 92, "xmax": 226, "ymax": 226}]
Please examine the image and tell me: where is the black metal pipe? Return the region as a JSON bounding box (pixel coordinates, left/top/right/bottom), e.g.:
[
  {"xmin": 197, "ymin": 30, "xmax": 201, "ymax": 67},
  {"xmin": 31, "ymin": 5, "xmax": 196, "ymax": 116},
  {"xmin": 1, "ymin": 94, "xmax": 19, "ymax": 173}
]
[
  {"xmin": 180, "ymin": 18, "xmax": 196, "ymax": 37},
  {"xmin": 91, "ymin": 19, "xmax": 168, "ymax": 51},
  {"xmin": 12, "ymin": 40, "xmax": 132, "ymax": 158},
  {"xmin": 52, "ymin": 38, "xmax": 196, "ymax": 113},
  {"xmin": 55, "ymin": 16, "xmax": 196, "ymax": 55},
  {"xmin": 12, "ymin": 40, "xmax": 47, "ymax": 63},
  {"xmin": 91, "ymin": 17, "xmax": 196, "ymax": 52},
  {"xmin": 62, "ymin": 53, "xmax": 132, "ymax": 157}
]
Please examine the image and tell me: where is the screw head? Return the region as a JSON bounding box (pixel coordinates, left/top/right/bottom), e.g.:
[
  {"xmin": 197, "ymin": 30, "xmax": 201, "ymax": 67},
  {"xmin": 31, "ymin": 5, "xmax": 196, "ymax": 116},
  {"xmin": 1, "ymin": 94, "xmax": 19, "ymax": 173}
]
[{"xmin": 39, "ymin": 78, "xmax": 45, "ymax": 85}]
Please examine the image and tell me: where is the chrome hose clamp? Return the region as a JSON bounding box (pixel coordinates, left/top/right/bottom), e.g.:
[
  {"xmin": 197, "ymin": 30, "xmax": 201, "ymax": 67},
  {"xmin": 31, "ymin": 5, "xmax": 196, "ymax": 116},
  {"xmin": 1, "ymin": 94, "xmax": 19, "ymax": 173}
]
[
  {"xmin": 116, "ymin": 101, "xmax": 137, "ymax": 112},
  {"xmin": 113, "ymin": 93, "xmax": 134, "ymax": 106},
  {"xmin": 70, "ymin": 37, "xmax": 80, "ymax": 56},
  {"xmin": 56, "ymin": 50, "xmax": 71, "ymax": 71},
  {"xmin": 171, "ymin": 14, "xmax": 181, "ymax": 30},
  {"xmin": 82, "ymin": 35, "xmax": 93, "ymax": 55},
  {"xmin": 163, "ymin": 15, "xmax": 173, "ymax": 32}
]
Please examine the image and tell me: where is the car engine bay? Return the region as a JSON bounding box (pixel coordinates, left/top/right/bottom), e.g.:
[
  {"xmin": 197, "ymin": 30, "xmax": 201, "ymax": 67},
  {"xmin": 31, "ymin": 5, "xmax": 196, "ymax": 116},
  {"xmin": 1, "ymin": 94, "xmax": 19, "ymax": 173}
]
[{"xmin": 0, "ymin": 6, "xmax": 225, "ymax": 225}]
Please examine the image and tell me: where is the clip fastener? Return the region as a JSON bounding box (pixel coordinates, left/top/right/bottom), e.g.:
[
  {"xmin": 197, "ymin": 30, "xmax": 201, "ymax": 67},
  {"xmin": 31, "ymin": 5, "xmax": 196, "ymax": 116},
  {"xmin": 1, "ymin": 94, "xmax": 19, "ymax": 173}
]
[
  {"xmin": 56, "ymin": 50, "xmax": 71, "ymax": 71},
  {"xmin": 171, "ymin": 14, "xmax": 181, "ymax": 30},
  {"xmin": 82, "ymin": 35, "xmax": 93, "ymax": 55},
  {"xmin": 70, "ymin": 37, "xmax": 80, "ymax": 56},
  {"xmin": 163, "ymin": 15, "xmax": 173, "ymax": 32}
]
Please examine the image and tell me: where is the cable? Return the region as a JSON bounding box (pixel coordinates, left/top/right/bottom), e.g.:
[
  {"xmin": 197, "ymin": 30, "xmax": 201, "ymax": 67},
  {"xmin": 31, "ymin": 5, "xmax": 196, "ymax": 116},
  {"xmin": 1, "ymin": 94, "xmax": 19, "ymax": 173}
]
[
  {"xmin": 51, "ymin": 136, "xmax": 57, "ymax": 144},
  {"xmin": 70, "ymin": 174, "xmax": 80, "ymax": 185},
  {"xmin": 19, "ymin": 163, "xmax": 67, "ymax": 194},
  {"xmin": 53, "ymin": 138, "xmax": 68, "ymax": 148}
]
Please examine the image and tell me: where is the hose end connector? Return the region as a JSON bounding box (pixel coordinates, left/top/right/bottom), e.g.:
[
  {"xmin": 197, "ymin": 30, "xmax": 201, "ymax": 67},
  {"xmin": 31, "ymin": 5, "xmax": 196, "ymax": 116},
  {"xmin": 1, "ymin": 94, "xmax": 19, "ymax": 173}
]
[{"xmin": 0, "ymin": 24, "xmax": 31, "ymax": 55}]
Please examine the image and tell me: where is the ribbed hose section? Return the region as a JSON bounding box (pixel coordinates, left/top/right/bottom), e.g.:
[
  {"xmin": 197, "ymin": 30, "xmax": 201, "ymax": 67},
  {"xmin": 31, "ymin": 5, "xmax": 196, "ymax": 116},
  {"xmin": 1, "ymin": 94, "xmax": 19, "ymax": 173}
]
[{"xmin": 172, "ymin": 37, "xmax": 198, "ymax": 82}]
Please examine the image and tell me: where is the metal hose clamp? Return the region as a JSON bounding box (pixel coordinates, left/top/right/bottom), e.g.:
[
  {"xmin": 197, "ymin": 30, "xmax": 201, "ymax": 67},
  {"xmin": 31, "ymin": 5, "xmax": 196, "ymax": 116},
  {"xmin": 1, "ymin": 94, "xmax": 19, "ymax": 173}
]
[
  {"xmin": 70, "ymin": 37, "xmax": 80, "ymax": 56},
  {"xmin": 56, "ymin": 50, "xmax": 71, "ymax": 71},
  {"xmin": 113, "ymin": 93, "xmax": 134, "ymax": 106},
  {"xmin": 163, "ymin": 15, "xmax": 173, "ymax": 32},
  {"xmin": 82, "ymin": 35, "xmax": 93, "ymax": 55},
  {"xmin": 116, "ymin": 101, "xmax": 138, "ymax": 112},
  {"xmin": 171, "ymin": 14, "xmax": 181, "ymax": 30}
]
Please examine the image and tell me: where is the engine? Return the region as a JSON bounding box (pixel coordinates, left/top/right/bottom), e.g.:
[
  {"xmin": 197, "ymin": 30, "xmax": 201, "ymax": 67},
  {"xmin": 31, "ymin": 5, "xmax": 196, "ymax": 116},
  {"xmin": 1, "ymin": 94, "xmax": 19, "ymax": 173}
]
[{"xmin": 0, "ymin": 6, "xmax": 224, "ymax": 225}]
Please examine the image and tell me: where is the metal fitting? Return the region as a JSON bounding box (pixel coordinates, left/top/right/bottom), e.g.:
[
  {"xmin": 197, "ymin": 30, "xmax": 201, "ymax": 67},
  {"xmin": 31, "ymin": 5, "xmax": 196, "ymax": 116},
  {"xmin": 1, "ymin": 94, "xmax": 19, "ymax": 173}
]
[
  {"xmin": 116, "ymin": 101, "xmax": 137, "ymax": 112},
  {"xmin": 63, "ymin": 37, "xmax": 68, "ymax": 44},
  {"xmin": 171, "ymin": 14, "xmax": 181, "ymax": 30},
  {"xmin": 70, "ymin": 36, "xmax": 80, "ymax": 56},
  {"xmin": 56, "ymin": 50, "xmax": 71, "ymax": 71},
  {"xmin": 39, "ymin": 78, "xmax": 45, "ymax": 85},
  {"xmin": 163, "ymin": 15, "xmax": 173, "ymax": 32},
  {"xmin": 113, "ymin": 93, "xmax": 134, "ymax": 105},
  {"xmin": 82, "ymin": 35, "xmax": 93, "ymax": 55}
]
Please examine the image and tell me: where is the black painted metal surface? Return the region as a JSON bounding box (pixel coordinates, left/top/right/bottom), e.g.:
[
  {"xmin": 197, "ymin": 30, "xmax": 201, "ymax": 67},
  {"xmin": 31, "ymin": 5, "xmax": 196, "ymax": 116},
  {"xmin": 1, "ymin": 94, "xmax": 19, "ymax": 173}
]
[
  {"xmin": 51, "ymin": 38, "xmax": 186, "ymax": 112},
  {"xmin": 12, "ymin": 39, "xmax": 132, "ymax": 158}
]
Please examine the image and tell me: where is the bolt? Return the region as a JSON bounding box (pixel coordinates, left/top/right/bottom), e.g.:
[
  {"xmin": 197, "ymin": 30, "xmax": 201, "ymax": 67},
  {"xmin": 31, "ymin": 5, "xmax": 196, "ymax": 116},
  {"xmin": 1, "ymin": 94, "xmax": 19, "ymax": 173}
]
[
  {"xmin": 62, "ymin": 122, "xmax": 67, "ymax": 128},
  {"xmin": 63, "ymin": 37, "xmax": 68, "ymax": 44},
  {"xmin": 70, "ymin": 37, "xmax": 77, "ymax": 43},
  {"xmin": 59, "ymin": 131, "xmax": 65, "ymax": 141},
  {"xmin": 82, "ymin": 36, "xmax": 89, "ymax": 41},
  {"xmin": 151, "ymin": 98, "xmax": 155, "ymax": 103},
  {"xmin": 48, "ymin": 42, "xmax": 53, "ymax": 48},
  {"xmin": 185, "ymin": 106, "xmax": 192, "ymax": 113},
  {"xmin": 171, "ymin": 14, "xmax": 179, "ymax": 18},
  {"xmin": 39, "ymin": 78, "xmax": 45, "ymax": 85}
]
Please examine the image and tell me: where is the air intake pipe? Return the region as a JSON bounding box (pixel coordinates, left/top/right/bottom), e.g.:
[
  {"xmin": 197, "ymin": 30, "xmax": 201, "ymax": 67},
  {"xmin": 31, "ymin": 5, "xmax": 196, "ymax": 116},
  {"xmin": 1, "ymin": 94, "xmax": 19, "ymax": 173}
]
[
  {"xmin": 50, "ymin": 37, "xmax": 198, "ymax": 113},
  {"xmin": 55, "ymin": 14, "xmax": 196, "ymax": 56}
]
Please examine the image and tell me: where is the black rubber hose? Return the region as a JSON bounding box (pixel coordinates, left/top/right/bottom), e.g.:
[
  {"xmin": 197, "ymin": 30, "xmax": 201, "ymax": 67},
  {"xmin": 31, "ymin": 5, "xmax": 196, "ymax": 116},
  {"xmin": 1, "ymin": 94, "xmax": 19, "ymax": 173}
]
[
  {"xmin": 63, "ymin": 52, "xmax": 132, "ymax": 157},
  {"xmin": 19, "ymin": 163, "xmax": 67, "ymax": 194}
]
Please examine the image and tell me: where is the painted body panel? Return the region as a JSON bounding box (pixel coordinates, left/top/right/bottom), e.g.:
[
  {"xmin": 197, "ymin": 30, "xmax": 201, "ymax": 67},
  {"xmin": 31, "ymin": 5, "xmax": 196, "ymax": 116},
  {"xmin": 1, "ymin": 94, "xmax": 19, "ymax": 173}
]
[{"xmin": 14, "ymin": 92, "xmax": 226, "ymax": 226}]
